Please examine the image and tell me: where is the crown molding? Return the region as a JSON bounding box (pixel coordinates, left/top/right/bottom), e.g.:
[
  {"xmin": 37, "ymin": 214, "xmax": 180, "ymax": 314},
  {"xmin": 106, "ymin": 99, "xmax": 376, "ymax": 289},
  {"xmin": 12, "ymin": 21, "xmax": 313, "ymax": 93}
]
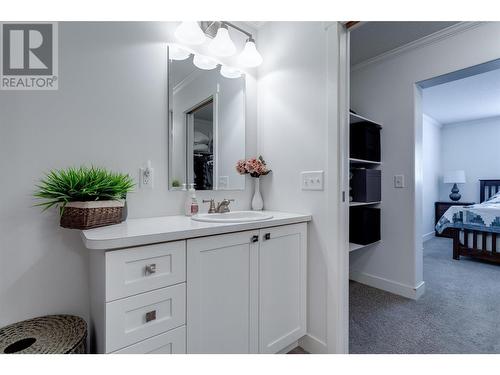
[
  {"xmin": 441, "ymin": 114, "xmax": 500, "ymax": 128},
  {"xmin": 423, "ymin": 113, "xmax": 443, "ymax": 128},
  {"xmin": 351, "ymin": 22, "xmax": 484, "ymax": 73},
  {"xmin": 173, "ymin": 68, "xmax": 203, "ymax": 95}
]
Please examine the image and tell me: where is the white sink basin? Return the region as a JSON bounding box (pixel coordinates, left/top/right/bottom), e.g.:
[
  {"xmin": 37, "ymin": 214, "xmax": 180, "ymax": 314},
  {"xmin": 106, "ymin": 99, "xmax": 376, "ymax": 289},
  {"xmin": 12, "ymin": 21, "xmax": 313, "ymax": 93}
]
[{"xmin": 191, "ymin": 211, "xmax": 274, "ymax": 223}]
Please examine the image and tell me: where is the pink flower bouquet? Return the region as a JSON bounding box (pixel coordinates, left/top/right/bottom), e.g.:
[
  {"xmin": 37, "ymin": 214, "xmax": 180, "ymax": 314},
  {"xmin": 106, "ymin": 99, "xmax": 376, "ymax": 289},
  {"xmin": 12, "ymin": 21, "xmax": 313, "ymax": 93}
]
[{"xmin": 236, "ymin": 156, "xmax": 271, "ymax": 178}]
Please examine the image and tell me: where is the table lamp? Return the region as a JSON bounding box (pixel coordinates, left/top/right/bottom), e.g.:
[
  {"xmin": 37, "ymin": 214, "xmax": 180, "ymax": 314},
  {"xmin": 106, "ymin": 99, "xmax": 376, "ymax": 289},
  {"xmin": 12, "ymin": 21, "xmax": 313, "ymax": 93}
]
[{"xmin": 444, "ymin": 170, "xmax": 466, "ymax": 201}]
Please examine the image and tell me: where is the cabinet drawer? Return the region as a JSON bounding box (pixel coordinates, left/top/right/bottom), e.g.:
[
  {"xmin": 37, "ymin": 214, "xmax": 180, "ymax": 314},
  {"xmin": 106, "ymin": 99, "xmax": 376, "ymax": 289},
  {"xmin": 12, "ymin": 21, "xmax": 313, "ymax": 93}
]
[
  {"xmin": 105, "ymin": 283, "xmax": 186, "ymax": 353},
  {"xmin": 105, "ymin": 241, "xmax": 186, "ymax": 301},
  {"xmin": 112, "ymin": 326, "xmax": 186, "ymax": 354}
]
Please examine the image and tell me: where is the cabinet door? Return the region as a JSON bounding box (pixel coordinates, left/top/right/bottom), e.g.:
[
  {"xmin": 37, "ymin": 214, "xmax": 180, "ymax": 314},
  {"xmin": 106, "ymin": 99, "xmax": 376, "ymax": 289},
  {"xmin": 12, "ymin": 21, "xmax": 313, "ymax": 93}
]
[
  {"xmin": 187, "ymin": 230, "xmax": 259, "ymax": 353},
  {"xmin": 112, "ymin": 326, "xmax": 186, "ymax": 354},
  {"xmin": 259, "ymin": 223, "xmax": 307, "ymax": 353}
]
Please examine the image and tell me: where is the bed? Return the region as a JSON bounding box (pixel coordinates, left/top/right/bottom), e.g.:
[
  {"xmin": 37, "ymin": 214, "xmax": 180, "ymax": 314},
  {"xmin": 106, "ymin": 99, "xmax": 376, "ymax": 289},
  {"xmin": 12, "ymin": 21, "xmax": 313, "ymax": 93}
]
[{"xmin": 435, "ymin": 179, "xmax": 500, "ymax": 264}]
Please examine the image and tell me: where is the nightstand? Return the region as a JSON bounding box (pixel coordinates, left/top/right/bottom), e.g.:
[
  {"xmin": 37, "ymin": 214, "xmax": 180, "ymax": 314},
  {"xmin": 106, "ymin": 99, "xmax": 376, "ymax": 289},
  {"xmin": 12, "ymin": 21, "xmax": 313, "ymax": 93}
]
[{"xmin": 434, "ymin": 201, "xmax": 475, "ymax": 238}]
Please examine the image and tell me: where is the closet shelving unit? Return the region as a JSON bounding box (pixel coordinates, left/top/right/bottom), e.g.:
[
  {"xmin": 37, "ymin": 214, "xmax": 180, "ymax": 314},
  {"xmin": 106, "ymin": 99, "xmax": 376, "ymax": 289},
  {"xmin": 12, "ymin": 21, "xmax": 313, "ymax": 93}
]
[{"xmin": 349, "ymin": 112, "xmax": 382, "ymax": 252}]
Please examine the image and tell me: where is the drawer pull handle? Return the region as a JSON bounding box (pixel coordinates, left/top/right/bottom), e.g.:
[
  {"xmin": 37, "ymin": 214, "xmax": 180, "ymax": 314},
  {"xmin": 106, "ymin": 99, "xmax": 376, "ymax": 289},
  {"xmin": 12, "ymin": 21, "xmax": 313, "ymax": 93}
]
[
  {"xmin": 145, "ymin": 310, "xmax": 157, "ymax": 323},
  {"xmin": 145, "ymin": 263, "xmax": 156, "ymax": 275},
  {"xmin": 264, "ymin": 233, "xmax": 271, "ymax": 240},
  {"xmin": 251, "ymin": 235, "xmax": 259, "ymax": 243}
]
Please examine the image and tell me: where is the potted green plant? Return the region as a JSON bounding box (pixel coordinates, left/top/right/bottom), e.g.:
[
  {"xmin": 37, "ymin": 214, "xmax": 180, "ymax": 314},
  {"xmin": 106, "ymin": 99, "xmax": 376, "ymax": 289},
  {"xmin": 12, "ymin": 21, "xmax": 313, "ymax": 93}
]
[{"xmin": 34, "ymin": 166, "xmax": 135, "ymax": 229}]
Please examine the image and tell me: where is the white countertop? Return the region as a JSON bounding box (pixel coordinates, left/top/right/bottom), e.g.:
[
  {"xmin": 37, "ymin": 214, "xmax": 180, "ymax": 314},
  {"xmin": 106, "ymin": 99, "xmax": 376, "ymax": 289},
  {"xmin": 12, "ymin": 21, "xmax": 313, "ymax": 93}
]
[{"xmin": 81, "ymin": 211, "xmax": 312, "ymax": 250}]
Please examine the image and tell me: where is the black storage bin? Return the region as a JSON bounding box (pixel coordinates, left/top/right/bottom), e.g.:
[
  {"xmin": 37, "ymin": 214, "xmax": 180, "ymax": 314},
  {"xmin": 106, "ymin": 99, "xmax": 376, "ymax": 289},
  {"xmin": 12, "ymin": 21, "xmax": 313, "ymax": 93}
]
[
  {"xmin": 350, "ymin": 122, "xmax": 381, "ymax": 162},
  {"xmin": 351, "ymin": 169, "xmax": 381, "ymax": 202},
  {"xmin": 350, "ymin": 207, "xmax": 380, "ymax": 245}
]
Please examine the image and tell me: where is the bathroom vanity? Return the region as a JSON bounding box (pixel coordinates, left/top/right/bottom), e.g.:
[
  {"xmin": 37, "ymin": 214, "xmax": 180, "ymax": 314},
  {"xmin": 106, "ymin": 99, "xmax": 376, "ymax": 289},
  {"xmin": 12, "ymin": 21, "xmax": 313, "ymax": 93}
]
[{"xmin": 81, "ymin": 211, "xmax": 311, "ymax": 354}]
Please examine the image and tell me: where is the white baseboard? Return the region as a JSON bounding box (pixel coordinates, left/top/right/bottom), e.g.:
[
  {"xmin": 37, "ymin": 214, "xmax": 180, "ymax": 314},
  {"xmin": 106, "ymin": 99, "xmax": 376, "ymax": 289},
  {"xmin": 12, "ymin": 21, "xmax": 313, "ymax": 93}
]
[
  {"xmin": 414, "ymin": 281, "xmax": 426, "ymax": 299},
  {"xmin": 423, "ymin": 231, "xmax": 435, "ymax": 242},
  {"xmin": 298, "ymin": 334, "xmax": 328, "ymax": 354},
  {"xmin": 350, "ymin": 270, "xmax": 426, "ymax": 300}
]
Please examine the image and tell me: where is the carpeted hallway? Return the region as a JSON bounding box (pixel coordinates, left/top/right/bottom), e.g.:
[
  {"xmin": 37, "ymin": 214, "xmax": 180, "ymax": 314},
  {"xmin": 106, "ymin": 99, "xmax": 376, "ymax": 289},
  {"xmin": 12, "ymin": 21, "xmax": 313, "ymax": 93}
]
[{"xmin": 349, "ymin": 236, "xmax": 500, "ymax": 353}]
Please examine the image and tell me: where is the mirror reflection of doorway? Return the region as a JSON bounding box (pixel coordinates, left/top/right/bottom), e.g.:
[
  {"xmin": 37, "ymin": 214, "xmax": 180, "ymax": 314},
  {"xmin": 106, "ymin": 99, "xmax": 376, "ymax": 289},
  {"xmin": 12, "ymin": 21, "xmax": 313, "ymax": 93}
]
[{"xmin": 186, "ymin": 98, "xmax": 215, "ymax": 190}]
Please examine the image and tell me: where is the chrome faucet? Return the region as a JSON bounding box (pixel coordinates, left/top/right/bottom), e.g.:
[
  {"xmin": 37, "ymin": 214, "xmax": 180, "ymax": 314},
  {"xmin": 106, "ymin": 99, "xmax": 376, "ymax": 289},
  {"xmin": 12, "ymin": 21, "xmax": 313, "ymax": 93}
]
[
  {"xmin": 216, "ymin": 199, "xmax": 235, "ymax": 213},
  {"xmin": 203, "ymin": 198, "xmax": 235, "ymax": 213},
  {"xmin": 202, "ymin": 199, "xmax": 217, "ymax": 214}
]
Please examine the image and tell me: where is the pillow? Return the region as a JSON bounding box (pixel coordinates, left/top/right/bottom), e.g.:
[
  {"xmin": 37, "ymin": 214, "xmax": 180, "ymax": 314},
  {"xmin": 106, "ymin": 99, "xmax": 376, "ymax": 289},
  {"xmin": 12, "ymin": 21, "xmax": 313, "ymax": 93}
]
[
  {"xmin": 194, "ymin": 131, "xmax": 210, "ymax": 145},
  {"xmin": 487, "ymin": 191, "xmax": 500, "ymax": 203}
]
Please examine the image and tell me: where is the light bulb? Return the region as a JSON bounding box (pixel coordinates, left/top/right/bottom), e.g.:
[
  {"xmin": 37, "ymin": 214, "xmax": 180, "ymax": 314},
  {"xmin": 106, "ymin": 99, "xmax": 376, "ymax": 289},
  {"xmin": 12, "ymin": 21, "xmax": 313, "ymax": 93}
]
[
  {"xmin": 238, "ymin": 38, "xmax": 263, "ymax": 68},
  {"xmin": 208, "ymin": 24, "xmax": 236, "ymax": 57},
  {"xmin": 193, "ymin": 54, "xmax": 217, "ymax": 70},
  {"xmin": 168, "ymin": 44, "xmax": 191, "ymax": 61},
  {"xmin": 174, "ymin": 21, "xmax": 206, "ymax": 45},
  {"xmin": 220, "ymin": 65, "xmax": 242, "ymax": 79}
]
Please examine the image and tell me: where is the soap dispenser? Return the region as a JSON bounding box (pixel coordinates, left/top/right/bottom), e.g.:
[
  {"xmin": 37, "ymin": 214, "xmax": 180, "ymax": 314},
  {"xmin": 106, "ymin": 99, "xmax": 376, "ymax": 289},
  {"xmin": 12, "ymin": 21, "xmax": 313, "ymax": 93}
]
[{"xmin": 185, "ymin": 183, "xmax": 199, "ymax": 216}]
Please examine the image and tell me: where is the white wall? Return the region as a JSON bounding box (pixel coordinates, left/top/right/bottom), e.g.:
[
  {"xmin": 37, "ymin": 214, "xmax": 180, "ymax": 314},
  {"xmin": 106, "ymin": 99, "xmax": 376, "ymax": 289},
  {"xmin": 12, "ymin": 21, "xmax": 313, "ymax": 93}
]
[
  {"xmin": 0, "ymin": 22, "xmax": 258, "ymax": 328},
  {"xmin": 350, "ymin": 22, "xmax": 500, "ymax": 298},
  {"xmin": 422, "ymin": 114, "xmax": 442, "ymax": 240},
  {"xmin": 440, "ymin": 116, "xmax": 500, "ymax": 203},
  {"xmin": 258, "ymin": 21, "xmax": 337, "ymax": 353}
]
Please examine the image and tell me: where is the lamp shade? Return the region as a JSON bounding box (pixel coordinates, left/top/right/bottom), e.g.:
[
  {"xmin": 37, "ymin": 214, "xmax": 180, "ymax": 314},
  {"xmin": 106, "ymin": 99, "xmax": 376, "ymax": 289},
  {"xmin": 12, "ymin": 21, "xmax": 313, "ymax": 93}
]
[
  {"xmin": 208, "ymin": 25, "xmax": 236, "ymax": 57},
  {"xmin": 444, "ymin": 170, "xmax": 466, "ymax": 184},
  {"xmin": 175, "ymin": 22, "xmax": 206, "ymax": 45},
  {"xmin": 220, "ymin": 65, "xmax": 242, "ymax": 79},
  {"xmin": 238, "ymin": 38, "xmax": 263, "ymax": 68},
  {"xmin": 193, "ymin": 54, "xmax": 217, "ymax": 70},
  {"xmin": 168, "ymin": 44, "xmax": 191, "ymax": 61}
]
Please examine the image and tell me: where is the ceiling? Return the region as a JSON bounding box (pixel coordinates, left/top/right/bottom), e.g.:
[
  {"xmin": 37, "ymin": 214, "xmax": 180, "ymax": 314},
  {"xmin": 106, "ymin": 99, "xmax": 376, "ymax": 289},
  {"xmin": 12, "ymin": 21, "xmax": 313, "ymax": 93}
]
[
  {"xmin": 423, "ymin": 68, "xmax": 500, "ymax": 125},
  {"xmin": 241, "ymin": 21, "xmax": 267, "ymax": 30},
  {"xmin": 350, "ymin": 22, "xmax": 459, "ymax": 66}
]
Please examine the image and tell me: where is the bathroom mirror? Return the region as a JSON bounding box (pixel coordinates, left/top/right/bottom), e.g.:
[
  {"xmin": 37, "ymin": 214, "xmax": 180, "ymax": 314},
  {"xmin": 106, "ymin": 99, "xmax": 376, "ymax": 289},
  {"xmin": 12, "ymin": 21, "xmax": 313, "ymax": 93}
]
[{"xmin": 168, "ymin": 47, "xmax": 246, "ymax": 191}]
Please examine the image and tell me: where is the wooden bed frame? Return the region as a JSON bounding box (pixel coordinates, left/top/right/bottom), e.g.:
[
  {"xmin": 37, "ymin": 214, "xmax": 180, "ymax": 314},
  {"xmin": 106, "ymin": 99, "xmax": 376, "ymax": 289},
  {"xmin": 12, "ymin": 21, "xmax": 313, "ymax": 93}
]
[{"xmin": 453, "ymin": 179, "xmax": 500, "ymax": 264}]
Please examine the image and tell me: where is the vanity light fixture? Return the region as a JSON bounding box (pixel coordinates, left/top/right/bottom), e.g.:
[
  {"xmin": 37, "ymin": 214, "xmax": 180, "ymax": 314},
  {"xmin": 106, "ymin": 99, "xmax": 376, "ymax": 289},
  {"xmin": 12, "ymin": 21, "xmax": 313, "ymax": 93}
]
[
  {"xmin": 193, "ymin": 54, "xmax": 218, "ymax": 70},
  {"xmin": 220, "ymin": 65, "xmax": 242, "ymax": 79},
  {"xmin": 208, "ymin": 23, "xmax": 236, "ymax": 57},
  {"xmin": 238, "ymin": 37, "xmax": 263, "ymax": 68},
  {"xmin": 174, "ymin": 21, "xmax": 263, "ymax": 68},
  {"xmin": 168, "ymin": 44, "xmax": 191, "ymax": 61},
  {"xmin": 174, "ymin": 22, "xmax": 206, "ymax": 45}
]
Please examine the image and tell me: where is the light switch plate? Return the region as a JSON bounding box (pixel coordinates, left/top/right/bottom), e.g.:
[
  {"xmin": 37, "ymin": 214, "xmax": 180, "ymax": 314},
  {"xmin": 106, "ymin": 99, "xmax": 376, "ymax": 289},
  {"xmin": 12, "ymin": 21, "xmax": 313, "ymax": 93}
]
[
  {"xmin": 301, "ymin": 171, "xmax": 324, "ymax": 191},
  {"xmin": 394, "ymin": 174, "xmax": 405, "ymax": 188}
]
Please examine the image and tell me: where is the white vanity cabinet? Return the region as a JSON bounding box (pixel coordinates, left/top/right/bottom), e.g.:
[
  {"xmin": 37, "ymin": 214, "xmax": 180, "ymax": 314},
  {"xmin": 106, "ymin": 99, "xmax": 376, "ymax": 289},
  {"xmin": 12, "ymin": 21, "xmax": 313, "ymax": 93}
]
[
  {"xmin": 186, "ymin": 223, "xmax": 307, "ymax": 354},
  {"xmin": 258, "ymin": 224, "xmax": 307, "ymax": 353},
  {"xmin": 84, "ymin": 212, "xmax": 310, "ymax": 354},
  {"xmin": 89, "ymin": 241, "xmax": 187, "ymax": 354},
  {"xmin": 186, "ymin": 230, "xmax": 260, "ymax": 354}
]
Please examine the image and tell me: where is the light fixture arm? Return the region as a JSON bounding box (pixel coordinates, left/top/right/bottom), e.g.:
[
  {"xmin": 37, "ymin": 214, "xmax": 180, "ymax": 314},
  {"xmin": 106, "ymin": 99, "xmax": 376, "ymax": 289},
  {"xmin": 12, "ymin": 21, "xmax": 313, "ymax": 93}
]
[
  {"xmin": 201, "ymin": 21, "xmax": 253, "ymax": 40},
  {"xmin": 222, "ymin": 21, "xmax": 253, "ymax": 39}
]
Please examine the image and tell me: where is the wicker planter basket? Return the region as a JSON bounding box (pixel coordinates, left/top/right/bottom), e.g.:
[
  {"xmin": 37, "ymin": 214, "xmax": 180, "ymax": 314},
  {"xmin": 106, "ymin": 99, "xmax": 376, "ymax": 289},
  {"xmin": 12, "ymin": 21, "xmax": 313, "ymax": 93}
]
[
  {"xmin": 0, "ymin": 315, "xmax": 87, "ymax": 354},
  {"xmin": 60, "ymin": 200, "xmax": 125, "ymax": 230}
]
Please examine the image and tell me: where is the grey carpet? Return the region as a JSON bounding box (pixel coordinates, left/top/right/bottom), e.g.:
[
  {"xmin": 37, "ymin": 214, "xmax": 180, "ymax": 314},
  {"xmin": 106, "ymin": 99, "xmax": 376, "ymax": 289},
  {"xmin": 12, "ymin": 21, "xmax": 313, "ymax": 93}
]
[{"xmin": 349, "ymin": 236, "xmax": 500, "ymax": 354}]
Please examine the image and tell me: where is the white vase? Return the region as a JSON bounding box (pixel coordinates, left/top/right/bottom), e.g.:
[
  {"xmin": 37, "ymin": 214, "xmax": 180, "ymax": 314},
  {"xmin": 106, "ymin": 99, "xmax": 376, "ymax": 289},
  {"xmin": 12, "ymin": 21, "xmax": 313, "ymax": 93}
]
[{"xmin": 251, "ymin": 178, "xmax": 264, "ymax": 211}]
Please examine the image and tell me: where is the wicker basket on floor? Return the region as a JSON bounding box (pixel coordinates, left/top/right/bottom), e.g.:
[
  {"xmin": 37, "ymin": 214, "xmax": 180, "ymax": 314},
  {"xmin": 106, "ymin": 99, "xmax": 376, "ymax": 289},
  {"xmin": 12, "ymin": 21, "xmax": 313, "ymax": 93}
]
[
  {"xmin": 60, "ymin": 200, "xmax": 125, "ymax": 230},
  {"xmin": 0, "ymin": 315, "xmax": 87, "ymax": 354}
]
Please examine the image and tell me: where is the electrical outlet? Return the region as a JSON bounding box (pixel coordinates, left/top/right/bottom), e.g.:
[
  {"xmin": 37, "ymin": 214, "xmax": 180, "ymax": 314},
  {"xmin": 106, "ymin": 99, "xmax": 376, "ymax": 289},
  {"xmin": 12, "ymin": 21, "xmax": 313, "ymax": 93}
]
[
  {"xmin": 301, "ymin": 171, "xmax": 324, "ymax": 191},
  {"xmin": 140, "ymin": 161, "xmax": 154, "ymax": 189},
  {"xmin": 394, "ymin": 174, "xmax": 405, "ymax": 188}
]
